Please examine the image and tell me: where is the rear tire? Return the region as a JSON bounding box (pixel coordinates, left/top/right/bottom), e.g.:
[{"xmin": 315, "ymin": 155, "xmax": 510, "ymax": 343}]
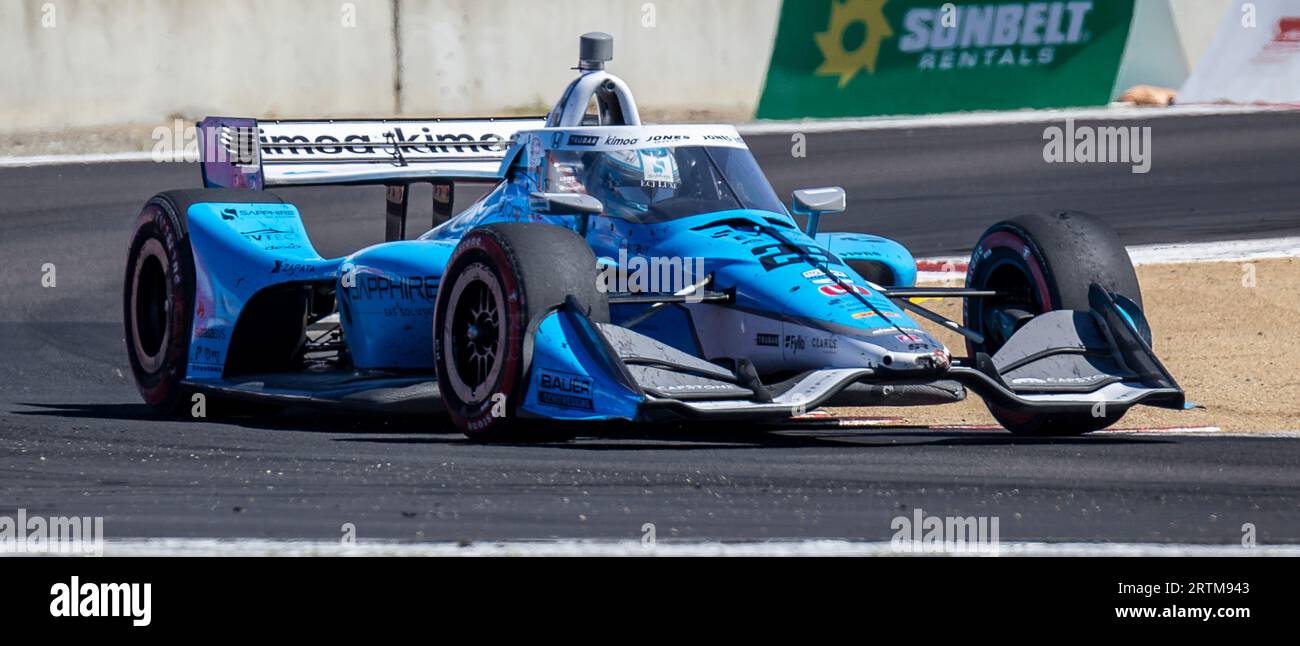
[
  {"xmin": 964, "ymin": 211, "xmax": 1140, "ymax": 436},
  {"xmin": 433, "ymin": 223, "xmax": 607, "ymax": 441}
]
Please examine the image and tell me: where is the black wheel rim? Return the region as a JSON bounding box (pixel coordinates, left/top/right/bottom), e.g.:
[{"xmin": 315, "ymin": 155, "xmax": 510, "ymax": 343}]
[
  {"xmin": 976, "ymin": 259, "xmax": 1042, "ymax": 354},
  {"xmin": 135, "ymin": 255, "xmax": 168, "ymax": 359},
  {"xmin": 450, "ymin": 279, "xmax": 500, "ymax": 391}
]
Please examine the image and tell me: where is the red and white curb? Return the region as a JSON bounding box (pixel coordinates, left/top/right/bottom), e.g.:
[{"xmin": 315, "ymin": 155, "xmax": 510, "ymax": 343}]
[{"xmin": 789, "ymin": 413, "xmax": 905, "ymax": 428}]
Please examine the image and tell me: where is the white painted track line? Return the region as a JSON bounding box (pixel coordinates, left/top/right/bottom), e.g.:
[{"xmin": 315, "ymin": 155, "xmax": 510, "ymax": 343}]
[
  {"xmin": 738, "ymin": 104, "xmax": 1291, "ymax": 135},
  {"xmin": 15, "ymin": 538, "xmax": 1291, "ymax": 557},
  {"xmin": 1099, "ymin": 428, "xmax": 1300, "ymax": 439},
  {"xmin": 0, "ymin": 151, "xmax": 157, "ymax": 168},
  {"xmin": 1127, "ymin": 237, "xmax": 1300, "ymax": 265}
]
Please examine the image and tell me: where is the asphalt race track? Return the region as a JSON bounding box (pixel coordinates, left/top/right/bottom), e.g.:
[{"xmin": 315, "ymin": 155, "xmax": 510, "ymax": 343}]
[{"xmin": 2, "ymin": 112, "xmax": 1299, "ymax": 543}]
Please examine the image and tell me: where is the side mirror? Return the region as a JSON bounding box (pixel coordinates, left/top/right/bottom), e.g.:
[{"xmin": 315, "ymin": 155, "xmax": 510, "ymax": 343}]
[
  {"xmin": 791, "ymin": 187, "xmax": 846, "ymax": 237},
  {"xmin": 529, "ymin": 191, "xmax": 604, "ymax": 216}
]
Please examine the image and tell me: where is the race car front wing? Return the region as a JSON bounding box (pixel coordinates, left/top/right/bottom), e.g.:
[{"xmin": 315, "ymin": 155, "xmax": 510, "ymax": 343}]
[{"xmin": 515, "ymin": 284, "xmax": 1184, "ymax": 423}]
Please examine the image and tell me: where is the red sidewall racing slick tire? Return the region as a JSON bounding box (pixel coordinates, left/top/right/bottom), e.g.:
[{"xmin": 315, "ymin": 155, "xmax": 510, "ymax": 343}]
[
  {"xmin": 963, "ymin": 211, "xmax": 1143, "ymax": 436},
  {"xmin": 434, "ymin": 223, "xmax": 608, "ymax": 441},
  {"xmin": 124, "ymin": 198, "xmax": 196, "ymax": 414}
]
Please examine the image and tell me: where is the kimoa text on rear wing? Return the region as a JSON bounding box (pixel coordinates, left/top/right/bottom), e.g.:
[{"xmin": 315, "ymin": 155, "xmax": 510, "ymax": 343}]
[{"xmin": 197, "ymin": 116, "xmax": 545, "ymax": 190}]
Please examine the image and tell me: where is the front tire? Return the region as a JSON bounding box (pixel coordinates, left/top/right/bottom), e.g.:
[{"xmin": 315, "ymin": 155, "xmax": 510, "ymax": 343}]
[
  {"xmin": 433, "ymin": 223, "xmax": 607, "ymax": 441},
  {"xmin": 964, "ymin": 211, "xmax": 1141, "ymax": 436},
  {"xmin": 123, "ymin": 198, "xmax": 197, "ymax": 414}
]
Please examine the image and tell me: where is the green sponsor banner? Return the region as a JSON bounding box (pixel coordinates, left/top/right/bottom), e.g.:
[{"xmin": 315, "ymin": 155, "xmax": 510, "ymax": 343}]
[{"xmin": 757, "ymin": 0, "xmax": 1135, "ymax": 119}]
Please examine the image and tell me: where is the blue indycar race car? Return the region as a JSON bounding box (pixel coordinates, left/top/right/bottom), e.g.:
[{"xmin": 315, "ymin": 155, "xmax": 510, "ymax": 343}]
[{"xmin": 123, "ymin": 33, "xmax": 1184, "ymax": 440}]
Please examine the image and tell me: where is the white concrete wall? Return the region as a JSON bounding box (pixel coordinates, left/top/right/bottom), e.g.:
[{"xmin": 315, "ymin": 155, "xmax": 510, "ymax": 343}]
[
  {"xmin": 397, "ymin": 0, "xmax": 780, "ymax": 118},
  {"xmin": 0, "ymin": 0, "xmax": 779, "ymax": 138},
  {"xmin": 0, "ymin": 0, "xmax": 398, "ymax": 133},
  {"xmin": 0, "ymin": 0, "xmax": 1245, "ymax": 144}
]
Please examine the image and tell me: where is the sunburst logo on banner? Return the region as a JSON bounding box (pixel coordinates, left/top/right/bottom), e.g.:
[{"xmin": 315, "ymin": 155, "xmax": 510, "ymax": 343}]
[{"xmin": 814, "ymin": 0, "xmax": 894, "ymax": 88}]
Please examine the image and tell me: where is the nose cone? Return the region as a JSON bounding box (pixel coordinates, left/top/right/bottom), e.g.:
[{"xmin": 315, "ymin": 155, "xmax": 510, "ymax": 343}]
[
  {"xmin": 657, "ymin": 212, "xmax": 949, "ymax": 371},
  {"xmin": 686, "ymin": 216, "xmax": 907, "ymax": 331},
  {"xmin": 723, "ymin": 252, "xmax": 949, "ymax": 363}
]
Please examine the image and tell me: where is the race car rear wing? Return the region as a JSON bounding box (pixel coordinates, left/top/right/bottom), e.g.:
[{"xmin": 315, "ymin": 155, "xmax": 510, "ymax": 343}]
[
  {"xmin": 197, "ymin": 116, "xmax": 544, "ymax": 189},
  {"xmin": 197, "ymin": 116, "xmax": 544, "ymax": 239}
]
